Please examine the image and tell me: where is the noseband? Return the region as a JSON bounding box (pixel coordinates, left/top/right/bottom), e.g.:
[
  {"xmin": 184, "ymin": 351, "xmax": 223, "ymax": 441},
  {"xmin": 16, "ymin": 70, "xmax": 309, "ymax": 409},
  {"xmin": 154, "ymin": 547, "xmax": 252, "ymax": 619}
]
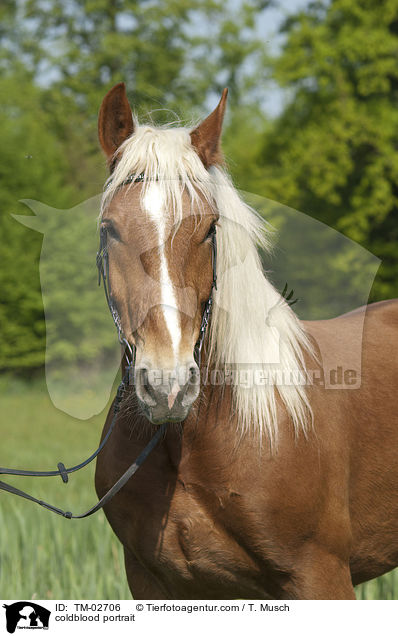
[{"xmin": 0, "ymin": 175, "xmax": 217, "ymax": 519}]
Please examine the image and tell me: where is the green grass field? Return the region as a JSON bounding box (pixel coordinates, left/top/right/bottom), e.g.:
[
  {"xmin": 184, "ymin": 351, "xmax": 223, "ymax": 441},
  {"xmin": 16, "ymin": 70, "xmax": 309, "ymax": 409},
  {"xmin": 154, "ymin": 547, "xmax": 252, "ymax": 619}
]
[{"xmin": 0, "ymin": 377, "xmax": 396, "ymax": 600}]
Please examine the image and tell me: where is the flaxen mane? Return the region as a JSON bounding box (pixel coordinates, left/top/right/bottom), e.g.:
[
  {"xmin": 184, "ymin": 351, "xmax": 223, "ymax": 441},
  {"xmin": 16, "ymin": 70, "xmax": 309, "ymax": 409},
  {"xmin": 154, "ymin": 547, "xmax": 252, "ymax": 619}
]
[{"xmin": 101, "ymin": 123, "xmax": 313, "ymax": 444}]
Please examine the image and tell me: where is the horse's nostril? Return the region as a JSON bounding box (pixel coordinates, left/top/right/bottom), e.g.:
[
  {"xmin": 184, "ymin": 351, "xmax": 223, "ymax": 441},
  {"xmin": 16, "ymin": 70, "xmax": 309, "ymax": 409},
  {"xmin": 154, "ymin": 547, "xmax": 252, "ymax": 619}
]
[
  {"xmin": 188, "ymin": 364, "xmax": 200, "ymax": 384},
  {"xmin": 136, "ymin": 362, "xmax": 200, "ymax": 414},
  {"xmin": 180, "ymin": 363, "xmax": 200, "ymax": 407},
  {"xmin": 136, "ymin": 366, "xmax": 157, "ymax": 406}
]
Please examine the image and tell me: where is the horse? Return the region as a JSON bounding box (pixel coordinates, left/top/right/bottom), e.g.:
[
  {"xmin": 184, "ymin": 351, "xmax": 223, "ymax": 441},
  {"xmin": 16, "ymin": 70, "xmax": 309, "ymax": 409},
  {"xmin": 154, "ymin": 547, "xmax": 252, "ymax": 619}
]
[{"xmin": 95, "ymin": 82, "xmax": 398, "ymax": 600}]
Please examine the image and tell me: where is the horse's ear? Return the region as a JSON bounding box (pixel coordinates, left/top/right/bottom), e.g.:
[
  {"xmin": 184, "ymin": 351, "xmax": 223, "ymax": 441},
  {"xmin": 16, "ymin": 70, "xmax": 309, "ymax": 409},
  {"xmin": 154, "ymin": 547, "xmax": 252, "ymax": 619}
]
[
  {"xmin": 190, "ymin": 88, "xmax": 228, "ymax": 168},
  {"xmin": 98, "ymin": 82, "xmax": 134, "ymax": 164}
]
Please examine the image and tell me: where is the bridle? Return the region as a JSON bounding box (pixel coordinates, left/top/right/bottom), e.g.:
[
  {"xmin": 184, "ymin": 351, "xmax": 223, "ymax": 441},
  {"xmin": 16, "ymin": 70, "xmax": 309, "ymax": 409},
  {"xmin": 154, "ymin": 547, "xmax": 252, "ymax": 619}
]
[
  {"xmin": 0, "ymin": 174, "xmax": 217, "ymax": 519},
  {"xmin": 96, "ymin": 172, "xmax": 217, "ymax": 369}
]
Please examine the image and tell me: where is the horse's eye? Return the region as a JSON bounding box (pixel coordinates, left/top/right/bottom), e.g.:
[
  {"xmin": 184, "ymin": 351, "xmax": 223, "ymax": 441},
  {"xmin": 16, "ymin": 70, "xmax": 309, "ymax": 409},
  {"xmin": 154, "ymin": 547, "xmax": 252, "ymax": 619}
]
[
  {"xmin": 101, "ymin": 221, "xmax": 120, "ymax": 241},
  {"xmin": 205, "ymin": 222, "xmax": 217, "ymax": 241}
]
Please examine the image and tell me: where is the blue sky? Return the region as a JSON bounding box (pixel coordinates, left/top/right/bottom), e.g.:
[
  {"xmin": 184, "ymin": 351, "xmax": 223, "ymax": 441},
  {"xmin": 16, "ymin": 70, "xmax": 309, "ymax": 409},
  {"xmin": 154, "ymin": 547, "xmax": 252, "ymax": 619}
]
[
  {"xmin": 34, "ymin": 0, "xmax": 313, "ymax": 118},
  {"xmin": 256, "ymin": 0, "xmax": 312, "ymax": 116}
]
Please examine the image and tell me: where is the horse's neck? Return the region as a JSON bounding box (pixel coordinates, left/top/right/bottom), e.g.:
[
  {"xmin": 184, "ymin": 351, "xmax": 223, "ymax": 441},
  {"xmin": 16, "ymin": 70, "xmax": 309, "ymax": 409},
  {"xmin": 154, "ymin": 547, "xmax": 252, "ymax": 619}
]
[{"xmin": 181, "ymin": 380, "xmax": 260, "ymax": 458}]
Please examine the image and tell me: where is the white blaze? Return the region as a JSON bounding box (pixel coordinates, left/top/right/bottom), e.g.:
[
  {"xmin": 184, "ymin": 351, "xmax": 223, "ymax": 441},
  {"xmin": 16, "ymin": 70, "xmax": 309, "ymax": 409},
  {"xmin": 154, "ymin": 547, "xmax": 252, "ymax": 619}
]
[{"xmin": 143, "ymin": 183, "xmax": 181, "ymax": 361}]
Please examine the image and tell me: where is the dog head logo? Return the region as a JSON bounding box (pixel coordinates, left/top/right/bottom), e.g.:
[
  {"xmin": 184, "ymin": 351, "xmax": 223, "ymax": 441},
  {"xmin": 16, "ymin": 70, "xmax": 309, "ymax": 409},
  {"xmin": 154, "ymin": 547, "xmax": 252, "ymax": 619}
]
[{"xmin": 2, "ymin": 602, "xmax": 50, "ymax": 633}]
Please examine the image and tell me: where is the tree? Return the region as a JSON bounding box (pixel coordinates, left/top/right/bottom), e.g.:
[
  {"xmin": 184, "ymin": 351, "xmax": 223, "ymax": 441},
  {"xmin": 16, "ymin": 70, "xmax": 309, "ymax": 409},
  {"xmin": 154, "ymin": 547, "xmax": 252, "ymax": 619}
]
[
  {"xmin": 0, "ymin": 0, "xmax": 271, "ymax": 374},
  {"xmin": 21, "ymin": 0, "xmax": 269, "ymax": 116},
  {"xmin": 0, "ymin": 70, "xmax": 74, "ymax": 371},
  {"xmin": 256, "ymin": 0, "xmax": 398, "ymax": 301}
]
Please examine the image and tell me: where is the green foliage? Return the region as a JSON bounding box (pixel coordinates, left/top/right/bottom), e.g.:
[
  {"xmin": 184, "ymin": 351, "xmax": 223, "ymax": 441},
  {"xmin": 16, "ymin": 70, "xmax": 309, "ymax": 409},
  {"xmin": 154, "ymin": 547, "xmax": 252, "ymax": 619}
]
[
  {"xmin": 21, "ymin": 0, "xmax": 267, "ymax": 118},
  {"xmin": 0, "ymin": 1, "xmax": 268, "ymax": 375},
  {"xmin": 0, "ymin": 71, "xmax": 74, "ymax": 371},
  {"xmin": 256, "ymin": 0, "xmax": 398, "ymax": 301},
  {"xmin": 2, "ymin": 0, "xmax": 397, "ymax": 373}
]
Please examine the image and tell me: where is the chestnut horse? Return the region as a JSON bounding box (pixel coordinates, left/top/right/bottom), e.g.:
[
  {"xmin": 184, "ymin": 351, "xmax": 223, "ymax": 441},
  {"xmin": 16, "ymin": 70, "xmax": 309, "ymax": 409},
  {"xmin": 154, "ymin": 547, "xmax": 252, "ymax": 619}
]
[{"xmin": 95, "ymin": 83, "xmax": 398, "ymax": 599}]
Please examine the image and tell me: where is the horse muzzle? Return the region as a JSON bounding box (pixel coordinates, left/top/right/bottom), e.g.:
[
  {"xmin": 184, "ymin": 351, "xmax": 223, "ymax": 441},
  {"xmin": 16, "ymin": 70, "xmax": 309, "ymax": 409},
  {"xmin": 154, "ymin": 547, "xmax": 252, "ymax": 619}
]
[{"xmin": 134, "ymin": 361, "xmax": 200, "ymax": 424}]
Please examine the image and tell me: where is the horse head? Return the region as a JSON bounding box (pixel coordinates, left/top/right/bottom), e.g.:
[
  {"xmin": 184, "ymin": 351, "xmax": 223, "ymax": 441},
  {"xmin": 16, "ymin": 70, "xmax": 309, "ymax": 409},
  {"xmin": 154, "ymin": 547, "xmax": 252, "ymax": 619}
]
[{"xmin": 98, "ymin": 83, "xmax": 228, "ymax": 424}]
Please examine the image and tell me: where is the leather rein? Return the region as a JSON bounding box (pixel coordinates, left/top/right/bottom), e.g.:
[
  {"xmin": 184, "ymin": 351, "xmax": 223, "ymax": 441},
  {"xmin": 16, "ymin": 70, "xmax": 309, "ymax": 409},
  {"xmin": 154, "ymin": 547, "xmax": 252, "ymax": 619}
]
[{"xmin": 0, "ymin": 174, "xmax": 217, "ymax": 519}]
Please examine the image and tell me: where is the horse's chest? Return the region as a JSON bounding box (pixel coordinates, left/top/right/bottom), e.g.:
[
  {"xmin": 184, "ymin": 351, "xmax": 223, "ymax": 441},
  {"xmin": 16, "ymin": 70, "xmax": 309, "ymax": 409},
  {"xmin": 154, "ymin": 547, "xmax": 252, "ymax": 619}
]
[
  {"xmin": 98, "ymin": 430, "xmax": 290, "ymax": 597},
  {"xmin": 118, "ymin": 480, "xmax": 270, "ymax": 598}
]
